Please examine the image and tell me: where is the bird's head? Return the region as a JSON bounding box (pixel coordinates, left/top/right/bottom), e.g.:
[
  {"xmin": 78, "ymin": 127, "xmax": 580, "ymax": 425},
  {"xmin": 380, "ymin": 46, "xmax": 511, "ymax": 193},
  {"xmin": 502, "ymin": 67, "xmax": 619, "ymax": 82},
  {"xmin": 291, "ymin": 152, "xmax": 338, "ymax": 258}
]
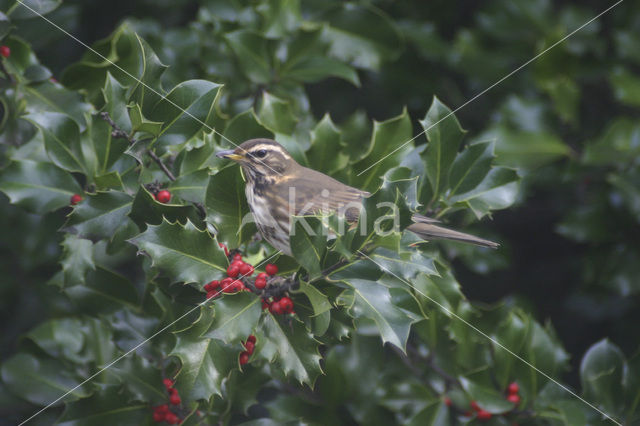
[{"xmin": 216, "ymin": 139, "xmax": 296, "ymax": 181}]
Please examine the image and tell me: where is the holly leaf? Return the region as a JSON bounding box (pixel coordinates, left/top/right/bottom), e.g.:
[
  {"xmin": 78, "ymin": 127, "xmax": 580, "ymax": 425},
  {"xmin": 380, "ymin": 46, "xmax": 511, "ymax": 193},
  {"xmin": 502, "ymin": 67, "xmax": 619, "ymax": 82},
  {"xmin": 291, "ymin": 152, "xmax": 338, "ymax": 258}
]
[
  {"xmin": 64, "ymin": 266, "xmax": 139, "ymax": 314},
  {"xmin": 338, "ymin": 278, "xmax": 416, "ymax": 350},
  {"xmin": 170, "ymin": 310, "xmax": 237, "ymax": 401},
  {"xmin": 205, "ymin": 166, "xmax": 255, "ymax": 247},
  {"xmin": 1, "ymin": 353, "xmax": 90, "ymax": 406},
  {"xmin": 23, "ymin": 81, "xmax": 93, "ymax": 131},
  {"xmin": 0, "ymin": 160, "xmax": 82, "ymax": 214},
  {"xmin": 580, "ymin": 339, "xmax": 626, "ymax": 416},
  {"xmin": 223, "ymin": 109, "xmax": 273, "ymax": 144},
  {"xmin": 24, "ymin": 111, "xmax": 86, "ymax": 173},
  {"xmin": 64, "ymin": 190, "xmax": 134, "ymax": 240},
  {"xmin": 168, "ymin": 169, "xmax": 210, "ymax": 204},
  {"xmin": 290, "ymin": 215, "xmax": 329, "ymax": 280},
  {"xmin": 257, "ymin": 92, "xmax": 298, "ymax": 135},
  {"xmin": 203, "ymin": 293, "xmax": 262, "ymax": 344},
  {"xmin": 148, "ymin": 79, "xmax": 222, "ymax": 146},
  {"xmin": 257, "ymin": 315, "xmax": 323, "ymax": 386},
  {"xmin": 129, "ymin": 186, "xmax": 202, "ymax": 229},
  {"xmin": 57, "ymin": 385, "xmax": 149, "ymax": 426},
  {"xmin": 459, "ymin": 377, "xmax": 514, "ymax": 413},
  {"xmin": 306, "ymin": 114, "xmax": 349, "ymax": 175},
  {"xmin": 419, "ymin": 97, "xmax": 466, "ymax": 203},
  {"xmin": 322, "ymin": 3, "xmax": 402, "ymax": 70},
  {"xmin": 225, "ymin": 30, "xmax": 272, "ymax": 84},
  {"xmin": 350, "ymin": 108, "xmax": 413, "ymax": 193},
  {"xmin": 108, "ymin": 355, "xmax": 166, "ymax": 403},
  {"xmin": 129, "ymin": 219, "xmax": 228, "ymax": 285},
  {"xmin": 448, "ymin": 167, "xmax": 520, "ymax": 219},
  {"xmin": 60, "ymin": 234, "xmax": 95, "ymax": 287}
]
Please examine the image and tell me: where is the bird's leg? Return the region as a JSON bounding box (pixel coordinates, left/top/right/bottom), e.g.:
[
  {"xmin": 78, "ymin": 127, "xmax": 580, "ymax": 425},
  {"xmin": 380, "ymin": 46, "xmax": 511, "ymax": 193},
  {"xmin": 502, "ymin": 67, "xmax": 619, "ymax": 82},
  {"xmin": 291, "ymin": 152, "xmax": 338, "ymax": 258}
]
[{"xmin": 240, "ymin": 274, "xmax": 298, "ymax": 299}]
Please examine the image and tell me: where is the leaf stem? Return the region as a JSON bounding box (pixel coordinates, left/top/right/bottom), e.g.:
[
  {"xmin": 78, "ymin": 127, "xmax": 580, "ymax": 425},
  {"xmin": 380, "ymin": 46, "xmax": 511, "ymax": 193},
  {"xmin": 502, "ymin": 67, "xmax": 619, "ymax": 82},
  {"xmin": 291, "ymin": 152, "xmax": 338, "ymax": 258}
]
[{"xmin": 99, "ymin": 111, "xmax": 176, "ymax": 181}]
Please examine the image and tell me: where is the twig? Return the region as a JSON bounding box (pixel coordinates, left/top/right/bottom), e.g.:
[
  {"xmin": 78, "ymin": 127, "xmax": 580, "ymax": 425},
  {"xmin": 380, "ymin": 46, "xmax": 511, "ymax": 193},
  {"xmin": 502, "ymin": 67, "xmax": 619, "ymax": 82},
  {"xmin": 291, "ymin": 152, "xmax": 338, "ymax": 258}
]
[
  {"xmin": 241, "ymin": 274, "xmax": 298, "ymax": 299},
  {"xmin": 0, "ymin": 60, "xmax": 15, "ymax": 84},
  {"xmin": 147, "ymin": 149, "xmax": 176, "ymax": 181},
  {"xmin": 100, "ymin": 112, "xmax": 175, "ymax": 182}
]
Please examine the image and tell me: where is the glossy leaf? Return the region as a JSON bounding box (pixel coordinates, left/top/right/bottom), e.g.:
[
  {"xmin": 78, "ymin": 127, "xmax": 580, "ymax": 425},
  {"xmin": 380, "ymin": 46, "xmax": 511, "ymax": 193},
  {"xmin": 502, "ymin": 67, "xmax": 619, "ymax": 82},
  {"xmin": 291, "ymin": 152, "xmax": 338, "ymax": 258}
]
[
  {"xmin": 64, "ymin": 191, "xmax": 134, "ymax": 240},
  {"xmin": 0, "ymin": 160, "xmax": 82, "ymax": 213},
  {"xmin": 338, "ymin": 278, "xmax": 415, "ymax": 350},
  {"xmin": 419, "ymin": 97, "xmax": 466, "ymax": 203},
  {"xmin": 203, "ymin": 293, "xmax": 262, "ymax": 344},
  {"xmin": 129, "ymin": 219, "xmax": 228, "ymax": 284},
  {"xmin": 257, "ymin": 315, "xmax": 323, "ymax": 386},
  {"xmin": 1, "ymin": 353, "xmax": 90, "ymax": 406},
  {"xmin": 171, "ymin": 310, "xmax": 238, "ymax": 401},
  {"xmin": 205, "ymin": 165, "xmax": 255, "ymax": 247}
]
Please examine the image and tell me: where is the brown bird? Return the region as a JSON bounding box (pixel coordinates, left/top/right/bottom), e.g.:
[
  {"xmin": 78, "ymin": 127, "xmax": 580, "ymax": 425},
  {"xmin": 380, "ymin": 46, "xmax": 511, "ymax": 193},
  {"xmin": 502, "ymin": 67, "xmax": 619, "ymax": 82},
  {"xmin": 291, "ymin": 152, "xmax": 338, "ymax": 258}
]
[{"xmin": 216, "ymin": 139, "xmax": 498, "ymax": 255}]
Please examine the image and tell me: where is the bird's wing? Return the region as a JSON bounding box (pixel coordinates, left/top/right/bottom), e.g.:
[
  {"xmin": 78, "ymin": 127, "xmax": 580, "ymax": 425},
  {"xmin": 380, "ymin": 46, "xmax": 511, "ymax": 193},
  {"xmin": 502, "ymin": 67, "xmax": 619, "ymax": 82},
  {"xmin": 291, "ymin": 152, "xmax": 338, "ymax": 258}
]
[{"xmin": 274, "ymin": 169, "xmax": 366, "ymax": 222}]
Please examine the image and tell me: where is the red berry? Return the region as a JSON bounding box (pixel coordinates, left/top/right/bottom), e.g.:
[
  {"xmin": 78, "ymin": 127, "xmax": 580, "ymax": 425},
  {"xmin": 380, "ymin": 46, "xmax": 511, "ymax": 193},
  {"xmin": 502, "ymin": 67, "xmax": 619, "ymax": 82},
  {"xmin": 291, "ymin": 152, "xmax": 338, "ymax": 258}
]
[
  {"xmin": 507, "ymin": 382, "xmax": 519, "ymax": 395},
  {"xmin": 279, "ymin": 296, "xmax": 294, "ymax": 313},
  {"xmin": 152, "ymin": 411, "xmax": 165, "ymax": 422},
  {"xmin": 506, "ymin": 394, "xmax": 520, "ymax": 405},
  {"xmin": 227, "ymin": 265, "xmax": 240, "ymax": 278},
  {"xmin": 269, "ymin": 301, "xmax": 283, "ymax": 315},
  {"xmin": 0, "ymin": 45, "xmax": 10, "ymax": 58},
  {"xmin": 70, "ymin": 194, "xmax": 83, "ymax": 205},
  {"xmin": 476, "ymin": 410, "xmax": 492, "ymax": 421},
  {"xmin": 244, "ymin": 341, "xmax": 255, "ymax": 354},
  {"xmin": 204, "ymin": 280, "xmax": 220, "ymax": 291},
  {"xmin": 169, "ymin": 394, "xmax": 181, "ymax": 405},
  {"xmin": 470, "ymin": 400, "xmax": 480, "ymax": 411},
  {"xmin": 218, "ymin": 242, "xmax": 229, "ymax": 256},
  {"xmin": 239, "ymin": 351, "xmax": 249, "ymax": 365},
  {"xmin": 233, "ymin": 280, "xmax": 244, "ymax": 292},
  {"xmin": 254, "ymin": 277, "xmax": 267, "ymax": 289},
  {"xmin": 233, "ymin": 254, "xmax": 243, "ymax": 261},
  {"xmin": 230, "ymin": 259, "xmax": 244, "ymax": 268},
  {"xmin": 265, "ymin": 264, "xmax": 278, "ymax": 276},
  {"xmin": 165, "ymin": 413, "xmax": 180, "ymax": 425},
  {"xmin": 256, "ymin": 272, "xmax": 268, "ymax": 280},
  {"xmin": 162, "ymin": 378, "xmax": 174, "ymax": 389},
  {"xmin": 239, "ymin": 263, "xmax": 254, "ymax": 276},
  {"xmin": 444, "ymin": 396, "xmax": 452, "ymax": 406},
  {"xmin": 247, "ymin": 334, "xmax": 256, "ymax": 343},
  {"xmin": 206, "ymin": 291, "xmax": 216, "ymax": 299},
  {"xmin": 155, "ymin": 404, "xmax": 169, "ymax": 413},
  {"xmin": 155, "ymin": 190, "xmax": 171, "ymax": 203},
  {"xmin": 168, "ymin": 387, "xmax": 178, "ymax": 395},
  {"xmin": 262, "ymin": 299, "xmax": 269, "ymax": 310}
]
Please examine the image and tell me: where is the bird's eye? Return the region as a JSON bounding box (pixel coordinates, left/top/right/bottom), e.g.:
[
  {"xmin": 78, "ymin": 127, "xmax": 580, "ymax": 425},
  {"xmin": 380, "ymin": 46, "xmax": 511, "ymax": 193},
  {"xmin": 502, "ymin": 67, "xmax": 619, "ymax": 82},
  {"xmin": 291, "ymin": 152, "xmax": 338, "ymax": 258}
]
[{"xmin": 253, "ymin": 149, "xmax": 268, "ymax": 158}]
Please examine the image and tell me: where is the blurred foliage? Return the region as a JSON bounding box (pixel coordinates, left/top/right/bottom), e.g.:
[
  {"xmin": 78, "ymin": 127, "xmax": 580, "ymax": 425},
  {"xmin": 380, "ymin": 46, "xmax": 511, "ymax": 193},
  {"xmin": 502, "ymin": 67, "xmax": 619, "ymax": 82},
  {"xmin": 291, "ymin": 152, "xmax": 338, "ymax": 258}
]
[{"xmin": 0, "ymin": 0, "xmax": 639, "ymax": 425}]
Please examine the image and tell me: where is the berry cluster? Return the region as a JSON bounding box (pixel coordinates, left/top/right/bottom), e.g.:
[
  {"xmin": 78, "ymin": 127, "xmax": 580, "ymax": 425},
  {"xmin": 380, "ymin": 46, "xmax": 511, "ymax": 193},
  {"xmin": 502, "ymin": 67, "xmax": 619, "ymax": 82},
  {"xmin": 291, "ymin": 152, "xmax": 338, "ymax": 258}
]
[
  {"xmin": 70, "ymin": 194, "xmax": 83, "ymax": 205},
  {"xmin": 203, "ymin": 253, "xmax": 254, "ymax": 297},
  {"xmin": 469, "ymin": 400, "xmax": 492, "ymax": 421},
  {"xmin": 151, "ymin": 379, "xmax": 182, "ymax": 424},
  {"xmin": 0, "ymin": 45, "xmax": 9, "ymax": 58},
  {"xmin": 262, "ymin": 295, "xmax": 295, "ymax": 315},
  {"xmin": 205, "ymin": 244, "xmax": 283, "ymax": 300},
  {"xmin": 506, "ymin": 381, "xmax": 521, "ymax": 405},
  {"xmin": 239, "ymin": 335, "xmax": 256, "ymax": 365}
]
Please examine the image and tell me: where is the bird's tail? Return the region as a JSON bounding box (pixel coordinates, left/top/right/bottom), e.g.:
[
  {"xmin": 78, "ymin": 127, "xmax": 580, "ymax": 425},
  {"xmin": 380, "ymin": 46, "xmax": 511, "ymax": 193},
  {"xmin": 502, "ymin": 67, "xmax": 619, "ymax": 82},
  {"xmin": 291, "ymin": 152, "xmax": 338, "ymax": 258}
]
[{"xmin": 406, "ymin": 218, "xmax": 499, "ymax": 249}]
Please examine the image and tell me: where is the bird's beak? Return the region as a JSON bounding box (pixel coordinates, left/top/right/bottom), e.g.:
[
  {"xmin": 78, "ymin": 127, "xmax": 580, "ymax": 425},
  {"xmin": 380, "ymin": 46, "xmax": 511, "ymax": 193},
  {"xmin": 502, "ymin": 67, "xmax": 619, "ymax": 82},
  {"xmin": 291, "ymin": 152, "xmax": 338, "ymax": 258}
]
[{"xmin": 216, "ymin": 149, "xmax": 245, "ymax": 162}]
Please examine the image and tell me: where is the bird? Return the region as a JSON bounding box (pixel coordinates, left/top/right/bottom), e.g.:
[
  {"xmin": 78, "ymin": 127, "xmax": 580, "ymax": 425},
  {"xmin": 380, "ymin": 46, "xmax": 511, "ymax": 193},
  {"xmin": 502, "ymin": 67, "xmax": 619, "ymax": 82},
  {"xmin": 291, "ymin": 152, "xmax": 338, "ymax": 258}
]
[{"xmin": 216, "ymin": 138, "xmax": 498, "ymax": 256}]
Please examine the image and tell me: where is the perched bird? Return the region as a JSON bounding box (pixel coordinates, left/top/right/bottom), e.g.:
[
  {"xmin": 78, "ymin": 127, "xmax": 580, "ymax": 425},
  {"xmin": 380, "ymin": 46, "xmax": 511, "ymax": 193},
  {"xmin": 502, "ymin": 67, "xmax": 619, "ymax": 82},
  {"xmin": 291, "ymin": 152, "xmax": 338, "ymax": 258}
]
[{"xmin": 216, "ymin": 139, "xmax": 498, "ymax": 256}]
